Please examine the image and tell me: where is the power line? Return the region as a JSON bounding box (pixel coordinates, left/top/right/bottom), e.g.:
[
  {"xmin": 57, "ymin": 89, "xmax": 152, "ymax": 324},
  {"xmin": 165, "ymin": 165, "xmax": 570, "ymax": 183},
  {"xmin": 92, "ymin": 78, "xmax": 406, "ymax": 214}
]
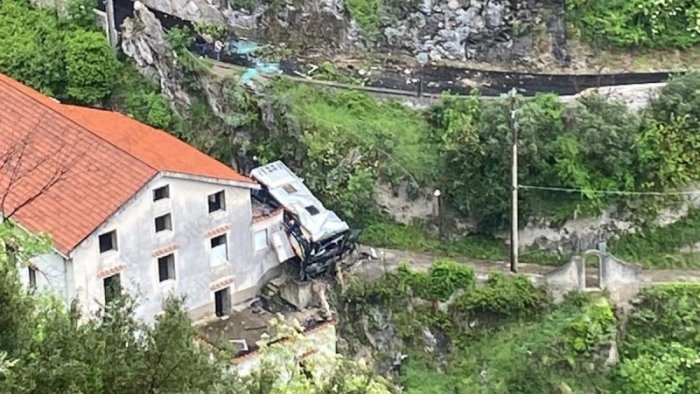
[{"xmin": 519, "ymin": 185, "xmax": 700, "ymax": 196}]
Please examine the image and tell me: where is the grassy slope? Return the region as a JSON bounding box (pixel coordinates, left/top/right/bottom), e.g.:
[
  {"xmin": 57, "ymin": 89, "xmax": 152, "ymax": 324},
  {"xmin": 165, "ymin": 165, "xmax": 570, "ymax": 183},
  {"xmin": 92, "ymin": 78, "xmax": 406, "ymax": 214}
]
[
  {"xmin": 401, "ymin": 295, "xmax": 614, "ymax": 393},
  {"xmin": 609, "ymin": 209, "xmax": 700, "ymax": 269},
  {"xmin": 277, "ymin": 83, "xmax": 438, "ymax": 183}
]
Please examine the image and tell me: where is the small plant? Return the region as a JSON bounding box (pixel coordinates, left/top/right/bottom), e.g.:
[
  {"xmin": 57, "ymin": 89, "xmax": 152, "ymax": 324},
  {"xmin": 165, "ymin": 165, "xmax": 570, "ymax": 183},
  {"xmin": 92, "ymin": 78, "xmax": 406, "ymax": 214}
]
[
  {"xmin": 455, "ymin": 272, "xmax": 549, "ymax": 319},
  {"xmin": 193, "ymin": 22, "xmax": 225, "ymax": 39},
  {"xmin": 345, "ymin": 0, "xmax": 381, "ymax": 35}
]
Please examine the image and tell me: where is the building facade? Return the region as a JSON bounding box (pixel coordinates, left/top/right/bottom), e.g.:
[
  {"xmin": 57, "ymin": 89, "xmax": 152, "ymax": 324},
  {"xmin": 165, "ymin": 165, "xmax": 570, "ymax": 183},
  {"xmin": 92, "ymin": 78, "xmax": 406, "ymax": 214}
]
[{"xmin": 0, "ymin": 73, "xmax": 292, "ymax": 322}]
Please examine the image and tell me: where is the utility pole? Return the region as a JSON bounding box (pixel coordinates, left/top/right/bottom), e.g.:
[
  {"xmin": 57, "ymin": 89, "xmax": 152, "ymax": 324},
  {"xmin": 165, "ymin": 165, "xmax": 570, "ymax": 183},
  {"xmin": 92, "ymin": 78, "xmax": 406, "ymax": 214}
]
[
  {"xmin": 105, "ymin": 0, "xmax": 118, "ymax": 48},
  {"xmin": 508, "ymin": 88, "xmax": 519, "ymax": 273}
]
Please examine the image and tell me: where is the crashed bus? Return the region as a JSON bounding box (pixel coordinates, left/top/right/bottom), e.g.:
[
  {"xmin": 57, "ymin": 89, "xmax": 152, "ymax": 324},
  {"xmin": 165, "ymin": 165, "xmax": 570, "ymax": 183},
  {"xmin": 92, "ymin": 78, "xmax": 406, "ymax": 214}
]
[{"xmin": 250, "ymin": 161, "xmax": 359, "ymax": 280}]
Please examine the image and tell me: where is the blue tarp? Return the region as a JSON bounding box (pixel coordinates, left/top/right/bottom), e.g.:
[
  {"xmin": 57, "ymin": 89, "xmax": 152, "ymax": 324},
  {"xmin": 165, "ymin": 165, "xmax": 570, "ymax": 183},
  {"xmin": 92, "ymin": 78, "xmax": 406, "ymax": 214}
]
[
  {"xmin": 239, "ymin": 62, "xmax": 282, "ymax": 85},
  {"xmin": 225, "ymin": 39, "xmax": 282, "ymax": 86},
  {"xmin": 228, "ymin": 40, "xmax": 260, "ymax": 55}
]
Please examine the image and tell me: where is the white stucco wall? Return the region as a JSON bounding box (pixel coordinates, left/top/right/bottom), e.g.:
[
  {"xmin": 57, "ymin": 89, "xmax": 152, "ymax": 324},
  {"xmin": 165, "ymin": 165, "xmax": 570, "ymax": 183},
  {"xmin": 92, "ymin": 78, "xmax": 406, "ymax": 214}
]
[
  {"xmin": 19, "ymin": 251, "xmax": 68, "ymax": 302},
  {"xmin": 65, "ymin": 173, "xmax": 284, "ymax": 322}
]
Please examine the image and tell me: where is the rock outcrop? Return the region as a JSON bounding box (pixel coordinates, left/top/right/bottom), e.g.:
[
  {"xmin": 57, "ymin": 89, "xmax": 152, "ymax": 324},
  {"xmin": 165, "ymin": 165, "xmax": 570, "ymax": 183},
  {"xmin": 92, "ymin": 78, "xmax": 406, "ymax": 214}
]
[
  {"xmin": 131, "ymin": 0, "xmax": 569, "ymax": 67},
  {"xmin": 121, "ymin": 1, "xmax": 193, "ymax": 113},
  {"xmin": 381, "ymin": 0, "xmax": 569, "ymax": 66},
  {"xmin": 136, "ymin": 0, "xmax": 358, "ymax": 50}
]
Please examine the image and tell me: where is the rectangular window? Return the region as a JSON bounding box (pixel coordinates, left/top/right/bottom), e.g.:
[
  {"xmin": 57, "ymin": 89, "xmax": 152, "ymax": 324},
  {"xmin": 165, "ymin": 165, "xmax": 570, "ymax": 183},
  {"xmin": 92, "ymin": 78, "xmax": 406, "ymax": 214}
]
[
  {"xmin": 28, "ymin": 267, "xmax": 37, "ymax": 289},
  {"xmin": 103, "ymin": 274, "xmax": 121, "ymax": 304},
  {"xmin": 254, "ymin": 229, "xmax": 268, "ymax": 252},
  {"xmin": 282, "ymin": 184, "xmax": 297, "ymax": 194},
  {"xmin": 153, "ymin": 185, "xmax": 169, "ymax": 201},
  {"xmin": 157, "ymin": 254, "xmax": 176, "ymax": 282},
  {"xmin": 305, "ymin": 205, "xmax": 320, "ymax": 216},
  {"xmin": 208, "ymin": 190, "xmax": 225, "ymax": 213},
  {"xmin": 154, "ymin": 213, "xmax": 172, "ymax": 232},
  {"xmin": 210, "ymin": 234, "xmax": 228, "ymax": 264},
  {"xmin": 99, "ymin": 230, "xmax": 117, "ymax": 253}
]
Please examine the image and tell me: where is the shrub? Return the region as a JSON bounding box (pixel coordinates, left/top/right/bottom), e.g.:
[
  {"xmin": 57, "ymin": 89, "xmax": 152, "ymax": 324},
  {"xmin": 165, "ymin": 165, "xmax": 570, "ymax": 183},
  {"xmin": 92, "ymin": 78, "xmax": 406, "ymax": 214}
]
[
  {"xmin": 402, "ymin": 260, "xmax": 475, "ymax": 302},
  {"xmin": 64, "ymin": 30, "xmax": 118, "ymax": 104},
  {"xmin": 66, "ymin": 0, "xmax": 98, "ymax": 30},
  {"xmin": 455, "ymin": 272, "xmax": 549, "ymax": 318},
  {"xmin": 567, "ymin": 0, "xmax": 700, "ymax": 49},
  {"xmin": 345, "ymin": 0, "xmax": 381, "ymax": 35},
  {"xmin": 0, "ymin": 0, "xmax": 118, "ymax": 104}
]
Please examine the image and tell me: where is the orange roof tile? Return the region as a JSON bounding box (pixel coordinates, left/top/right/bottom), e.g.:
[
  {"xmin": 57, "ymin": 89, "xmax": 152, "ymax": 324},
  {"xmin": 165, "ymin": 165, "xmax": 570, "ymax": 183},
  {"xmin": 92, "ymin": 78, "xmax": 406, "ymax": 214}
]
[
  {"xmin": 60, "ymin": 105, "xmax": 254, "ymax": 184},
  {"xmin": 0, "ymin": 73, "xmax": 254, "ymax": 255}
]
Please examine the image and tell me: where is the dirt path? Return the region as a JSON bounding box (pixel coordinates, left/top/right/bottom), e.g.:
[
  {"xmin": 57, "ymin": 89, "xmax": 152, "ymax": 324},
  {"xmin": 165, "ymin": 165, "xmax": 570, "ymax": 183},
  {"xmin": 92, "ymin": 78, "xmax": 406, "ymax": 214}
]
[{"xmin": 352, "ymin": 246, "xmax": 700, "ymax": 286}]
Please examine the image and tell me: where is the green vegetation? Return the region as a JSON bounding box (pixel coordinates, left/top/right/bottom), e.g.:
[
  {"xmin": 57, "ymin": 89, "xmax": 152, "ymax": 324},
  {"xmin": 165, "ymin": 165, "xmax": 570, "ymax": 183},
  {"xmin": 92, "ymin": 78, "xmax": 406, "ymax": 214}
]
[
  {"xmin": 0, "ymin": 222, "xmax": 394, "ymax": 392},
  {"xmin": 250, "ymin": 73, "xmax": 700, "ymax": 240},
  {"xmin": 345, "ymin": 0, "xmax": 382, "ymax": 35},
  {"xmin": 360, "ymin": 221, "xmax": 506, "ymax": 260},
  {"xmin": 0, "ymin": 0, "xmax": 117, "ymax": 104},
  {"xmin": 307, "ymin": 61, "xmax": 367, "ymax": 85},
  {"xmin": 403, "ymin": 295, "xmax": 615, "ymax": 393},
  {"xmin": 429, "ymin": 73, "xmax": 700, "ymax": 231},
  {"xmin": 251, "ymin": 81, "xmax": 437, "ymax": 222},
  {"xmin": 610, "ymin": 208, "xmax": 700, "ymax": 269},
  {"xmin": 64, "ymin": 30, "xmax": 118, "ymax": 104},
  {"xmin": 430, "ymin": 91, "xmax": 644, "ymax": 229},
  {"xmin": 616, "ymin": 284, "xmax": 700, "ymax": 393},
  {"xmin": 107, "ymin": 61, "xmax": 174, "ymax": 129},
  {"xmin": 343, "ymin": 263, "xmax": 700, "ymax": 393},
  {"xmin": 65, "ymin": 0, "xmax": 98, "ymax": 30},
  {"xmin": 567, "ymin": 0, "xmax": 700, "ymax": 49}
]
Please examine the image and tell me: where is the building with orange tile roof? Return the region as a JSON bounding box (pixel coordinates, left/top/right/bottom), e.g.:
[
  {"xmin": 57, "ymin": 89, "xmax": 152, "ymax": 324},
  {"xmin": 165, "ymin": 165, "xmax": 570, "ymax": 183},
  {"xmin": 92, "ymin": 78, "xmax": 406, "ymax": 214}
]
[{"xmin": 0, "ymin": 73, "xmax": 294, "ymax": 322}]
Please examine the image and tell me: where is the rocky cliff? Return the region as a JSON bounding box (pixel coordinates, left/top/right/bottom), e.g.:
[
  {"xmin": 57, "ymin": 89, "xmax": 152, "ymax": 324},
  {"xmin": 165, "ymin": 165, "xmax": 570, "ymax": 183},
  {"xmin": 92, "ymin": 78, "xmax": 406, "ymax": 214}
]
[{"xmin": 132, "ymin": 0, "xmax": 570, "ymax": 67}]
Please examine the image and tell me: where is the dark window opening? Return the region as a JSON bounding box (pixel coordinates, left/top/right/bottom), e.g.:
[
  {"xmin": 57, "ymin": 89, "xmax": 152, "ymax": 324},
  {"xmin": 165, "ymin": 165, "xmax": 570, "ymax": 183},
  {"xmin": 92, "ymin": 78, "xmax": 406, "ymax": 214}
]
[
  {"xmin": 103, "ymin": 274, "xmax": 121, "ymax": 304},
  {"xmin": 99, "ymin": 231, "xmax": 117, "ymax": 253},
  {"xmin": 28, "ymin": 267, "xmax": 37, "ymax": 288},
  {"xmin": 210, "ymin": 234, "xmax": 227, "ymax": 248},
  {"xmin": 157, "ymin": 254, "xmax": 176, "ymax": 282},
  {"xmin": 305, "ymin": 205, "xmax": 320, "ymax": 216},
  {"xmin": 153, "ymin": 185, "xmax": 170, "ymax": 201},
  {"xmin": 208, "ymin": 191, "xmax": 225, "ymax": 213},
  {"xmin": 214, "ymin": 288, "xmax": 231, "ymax": 317},
  {"xmin": 282, "ymin": 184, "xmax": 297, "ymax": 194},
  {"xmin": 210, "ymin": 234, "xmax": 228, "ymax": 263},
  {"xmin": 154, "ymin": 213, "xmax": 172, "ymax": 232}
]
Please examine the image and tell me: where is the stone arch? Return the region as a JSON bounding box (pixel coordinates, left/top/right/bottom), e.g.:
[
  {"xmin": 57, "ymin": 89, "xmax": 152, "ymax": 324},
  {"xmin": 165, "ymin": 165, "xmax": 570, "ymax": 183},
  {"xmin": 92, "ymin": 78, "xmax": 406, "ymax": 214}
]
[{"xmin": 582, "ymin": 249, "xmax": 603, "ymax": 290}]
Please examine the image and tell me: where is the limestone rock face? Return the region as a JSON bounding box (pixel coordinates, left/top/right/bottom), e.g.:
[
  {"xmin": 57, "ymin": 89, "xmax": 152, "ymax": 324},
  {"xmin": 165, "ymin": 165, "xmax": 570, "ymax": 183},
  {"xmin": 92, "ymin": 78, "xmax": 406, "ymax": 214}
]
[
  {"xmin": 121, "ymin": 1, "xmax": 192, "ymax": 112},
  {"xmin": 136, "ymin": 0, "xmax": 357, "ymax": 51},
  {"xmin": 381, "ymin": 0, "xmax": 569, "ymax": 66},
  {"xmin": 130, "ymin": 0, "xmax": 569, "ymax": 66}
]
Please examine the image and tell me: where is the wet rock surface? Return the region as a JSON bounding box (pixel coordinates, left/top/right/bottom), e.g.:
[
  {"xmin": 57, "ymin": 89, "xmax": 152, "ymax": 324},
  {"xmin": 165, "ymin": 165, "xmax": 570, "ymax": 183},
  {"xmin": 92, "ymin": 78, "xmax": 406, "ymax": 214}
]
[
  {"xmin": 120, "ymin": 0, "xmax": 568, "ymax": 67},
  {"xmin": 121, "ymin": 1, "xmax": 193, "ymax": 112},
  {"xmin": 115, "ymin": 0, "xmax": 672, "ymax": 98}
]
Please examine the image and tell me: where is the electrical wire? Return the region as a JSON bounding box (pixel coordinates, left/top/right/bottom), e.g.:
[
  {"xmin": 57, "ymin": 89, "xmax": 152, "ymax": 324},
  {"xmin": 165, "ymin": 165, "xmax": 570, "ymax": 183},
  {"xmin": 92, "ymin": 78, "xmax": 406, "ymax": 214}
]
[{"xmin": 519, "ymin": 185, "xmax": 700, "ymax": 196}]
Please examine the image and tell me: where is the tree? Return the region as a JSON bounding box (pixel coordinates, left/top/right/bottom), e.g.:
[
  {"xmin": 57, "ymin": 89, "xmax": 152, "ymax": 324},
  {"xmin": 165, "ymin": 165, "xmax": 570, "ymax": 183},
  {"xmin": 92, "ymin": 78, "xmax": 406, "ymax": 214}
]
[
  {"xmin": 0, "ymin": 223, "xmax": 49, "ymax": 359},
  {"xmin": 66, "ymin": 0, "xmax": 98, "ymax": 30},
  {"xmin": 0, "ymin": 123, "xmax": 81, "ymax": 359},
  {"xmin": 0, "ymin": 0, "xmax": 66, "ymax": 97},
  {"xmin": 64, "ymin": 29, "xmax": 118, "ymax": 104},
  {"xmin": 3, "ymin": 296, "xmax": 239, "ymax": 394},
  {"xmin": 0, "ymin": 0, "xmax": 117, "ymax": 105}
]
